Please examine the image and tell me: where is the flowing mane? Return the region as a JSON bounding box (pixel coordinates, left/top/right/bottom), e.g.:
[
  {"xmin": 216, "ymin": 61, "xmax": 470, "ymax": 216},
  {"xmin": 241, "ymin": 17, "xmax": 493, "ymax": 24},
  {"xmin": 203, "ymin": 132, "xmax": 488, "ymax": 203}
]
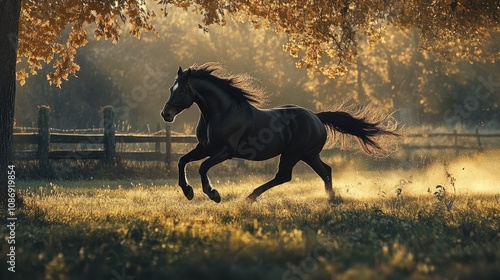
[{"xmin": 189, "ymin": 62, "xmax": 267, "ymax": 108}]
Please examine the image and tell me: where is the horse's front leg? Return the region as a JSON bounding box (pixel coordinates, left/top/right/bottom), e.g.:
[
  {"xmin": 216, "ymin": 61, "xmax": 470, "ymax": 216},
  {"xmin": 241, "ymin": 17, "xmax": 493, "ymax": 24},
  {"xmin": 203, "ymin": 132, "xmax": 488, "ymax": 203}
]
[
  {"xmin": 199, "ymin": 147, "xmax": 230, "ymax": 203},
  {"xmin": 178, "ymin": 144, "xmax": 207, "ymax": 200}
]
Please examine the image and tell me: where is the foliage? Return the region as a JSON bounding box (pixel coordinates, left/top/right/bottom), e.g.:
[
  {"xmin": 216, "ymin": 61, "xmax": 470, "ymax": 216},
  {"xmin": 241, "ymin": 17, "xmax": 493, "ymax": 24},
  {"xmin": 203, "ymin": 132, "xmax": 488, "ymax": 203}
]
[
  {"xmin": 220, "ymin": 0, "xmax": 499, "ymax": 77},
  {"xmin": 17, "ymin": 0, "xmax": 500, "ymax": 87},
  {"xmin": 17, "ymin": 0, "xmax": 156, "ymax": 87},
  {"xmin": 4, "ymin": 175, "xmax": 500, "ymax": 279}
]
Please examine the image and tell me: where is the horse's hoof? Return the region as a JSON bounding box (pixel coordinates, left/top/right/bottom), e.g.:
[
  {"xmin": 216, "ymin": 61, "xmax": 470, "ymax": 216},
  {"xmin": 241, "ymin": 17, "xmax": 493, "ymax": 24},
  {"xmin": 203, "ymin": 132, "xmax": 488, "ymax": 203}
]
[
  {"xmin": 246, "ymin": 194, "xmax": 257, "ymax": 203},
  {"xmin": 182, "ymin": 185, "xmax": 194, "ymax": 200},
  {"xmin": 328, "ymin": 195, "xmax": 343, "ymax": 205},
  {"xmin": 210, "ymin": 190, "xmax": 221, "ymax": 203}
]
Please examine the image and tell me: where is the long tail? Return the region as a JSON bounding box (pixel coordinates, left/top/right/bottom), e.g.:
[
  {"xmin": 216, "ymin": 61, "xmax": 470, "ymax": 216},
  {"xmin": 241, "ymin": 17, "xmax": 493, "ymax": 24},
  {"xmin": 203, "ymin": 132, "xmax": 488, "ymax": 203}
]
[{"xmin": 316, "ymin": 108, "xmax": 400, "ymax": 157}]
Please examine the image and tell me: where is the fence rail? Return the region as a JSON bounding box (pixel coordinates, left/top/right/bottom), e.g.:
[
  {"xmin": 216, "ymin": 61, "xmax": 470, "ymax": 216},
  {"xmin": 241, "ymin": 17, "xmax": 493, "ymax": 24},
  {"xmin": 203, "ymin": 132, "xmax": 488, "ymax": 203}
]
[
  {"xmin": 13, "ymin": 133, "xmax": 198, "ymax": 145},
  {"xmin": 12, "ymin": 106, "xmax": 500, "ymax": 170},
  {"xmin": 402, "ymin": 129, "xmax": 500, "ymax": 150}
]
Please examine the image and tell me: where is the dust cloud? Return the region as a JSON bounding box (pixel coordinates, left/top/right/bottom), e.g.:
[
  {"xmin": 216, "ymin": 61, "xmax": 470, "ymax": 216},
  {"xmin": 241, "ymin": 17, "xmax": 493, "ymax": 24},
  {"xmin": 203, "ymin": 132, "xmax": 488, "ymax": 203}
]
[{"xmin": 332, "ymin": 150, "xmax": 500, "ymax": 199}]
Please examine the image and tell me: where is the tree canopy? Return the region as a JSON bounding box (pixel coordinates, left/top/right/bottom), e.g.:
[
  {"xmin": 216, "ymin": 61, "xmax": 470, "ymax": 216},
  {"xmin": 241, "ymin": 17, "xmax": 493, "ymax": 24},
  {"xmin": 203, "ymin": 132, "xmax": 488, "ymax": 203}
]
[
  {"xmin": 17, "ymin": 0, "xmax": 500, "ymax": 86},
  {"xmin": 17, "ymin": 0, "xmax": 156, "ymax": 87}
]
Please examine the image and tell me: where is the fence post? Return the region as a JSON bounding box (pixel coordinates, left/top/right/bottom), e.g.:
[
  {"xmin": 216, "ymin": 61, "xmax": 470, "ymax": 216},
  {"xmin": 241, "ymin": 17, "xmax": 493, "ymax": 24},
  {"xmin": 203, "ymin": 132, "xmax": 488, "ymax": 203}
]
[
  {"xmin": 165, "ymin": 122, "xmax": 172, "ymax": 172},
  {"xmin": 476, "ymin": 128, "xmax": 482, "ymax": 149},
  {"xmin": 155, "ymin": 122, "xmax": 161, "ymax": 153},
  {"xmin": 453, "ymin": 129, "xmax": 458, "ymax": 155},
  {"xmin": 103, "ymin": 106, "xmax": 115, "ymax": 164},
  {"xmin": 38, "ymin": 106, "xmax": 50, "ymax": 170}
]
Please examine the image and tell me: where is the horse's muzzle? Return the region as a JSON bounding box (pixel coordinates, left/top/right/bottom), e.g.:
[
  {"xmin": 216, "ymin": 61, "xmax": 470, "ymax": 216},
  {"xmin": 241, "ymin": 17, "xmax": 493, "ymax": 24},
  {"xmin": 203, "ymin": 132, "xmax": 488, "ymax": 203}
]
[
  {"xmin": 161, "ymin": 103, "xmax": 180, "ymax": 122},
  {"xmin": 161, "ymin": 111, "xmax": 174, "ymax": 122}
]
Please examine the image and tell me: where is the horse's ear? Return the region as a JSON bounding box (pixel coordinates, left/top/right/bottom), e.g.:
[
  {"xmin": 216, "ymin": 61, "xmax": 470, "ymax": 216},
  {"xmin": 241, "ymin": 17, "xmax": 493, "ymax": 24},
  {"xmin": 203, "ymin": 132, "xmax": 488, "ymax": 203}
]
[
  {"xmin": 177, "ymin": 66, "xmax": 183, "ymax": 76},
  {"xmin": 186, "ymin": 68, "xmax": 192, "ymax": 76}
]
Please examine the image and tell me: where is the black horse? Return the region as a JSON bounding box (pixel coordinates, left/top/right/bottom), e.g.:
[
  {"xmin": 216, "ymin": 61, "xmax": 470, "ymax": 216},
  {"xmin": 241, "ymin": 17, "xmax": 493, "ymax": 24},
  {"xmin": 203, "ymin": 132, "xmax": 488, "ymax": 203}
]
[{"xmin": 161, "ymin": 62, "xmax": 399, "ymax": 203}]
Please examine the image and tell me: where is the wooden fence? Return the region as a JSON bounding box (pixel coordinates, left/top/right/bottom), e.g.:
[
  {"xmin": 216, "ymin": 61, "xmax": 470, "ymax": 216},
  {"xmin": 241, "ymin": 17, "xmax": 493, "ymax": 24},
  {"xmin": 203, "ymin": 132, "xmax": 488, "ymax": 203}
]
[
  {"xmin": 13, "ymin": 106, "xmax": 197, "ymax": 170},
  {"xmin": 13, "ymin": 106, "xmax": 500, "ymax": 170},
  {"xmin": 403, "ymin": 129, "xmax": 500, "ymax": 150}
]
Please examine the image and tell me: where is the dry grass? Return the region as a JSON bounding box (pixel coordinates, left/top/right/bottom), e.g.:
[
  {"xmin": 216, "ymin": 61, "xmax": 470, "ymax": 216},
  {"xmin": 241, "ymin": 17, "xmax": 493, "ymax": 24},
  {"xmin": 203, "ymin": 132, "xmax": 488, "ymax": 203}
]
[{"xmin": 3, "ymin": 156, "xmax": 500, "ymax": 280}]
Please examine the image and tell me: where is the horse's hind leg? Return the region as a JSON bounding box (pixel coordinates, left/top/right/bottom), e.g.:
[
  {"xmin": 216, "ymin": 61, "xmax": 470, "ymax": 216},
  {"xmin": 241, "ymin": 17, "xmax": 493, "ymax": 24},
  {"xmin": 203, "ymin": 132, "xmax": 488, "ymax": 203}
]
[
  {"xmin": 302, "ymin": 154, "xmax": 342, "ymax": 204},
  {"xmin": 247, "ymin": 155, "xmax": 299, "ymax": 202}
]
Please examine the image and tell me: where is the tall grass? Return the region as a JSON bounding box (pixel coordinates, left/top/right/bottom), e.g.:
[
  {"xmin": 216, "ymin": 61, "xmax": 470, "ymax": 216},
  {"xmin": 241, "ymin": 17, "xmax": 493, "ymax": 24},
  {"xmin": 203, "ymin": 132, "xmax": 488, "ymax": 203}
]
[{"xmin": 3, "ymin": 159, "xmax": 500, "ymax": 280}]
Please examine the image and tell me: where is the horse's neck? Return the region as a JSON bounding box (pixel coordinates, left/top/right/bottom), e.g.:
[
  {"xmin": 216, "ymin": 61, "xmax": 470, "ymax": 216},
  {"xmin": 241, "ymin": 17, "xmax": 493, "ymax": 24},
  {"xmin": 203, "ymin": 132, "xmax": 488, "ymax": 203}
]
[{"xmin": 191, "ymin": 78, "xmax": 240, "ymax": 119}]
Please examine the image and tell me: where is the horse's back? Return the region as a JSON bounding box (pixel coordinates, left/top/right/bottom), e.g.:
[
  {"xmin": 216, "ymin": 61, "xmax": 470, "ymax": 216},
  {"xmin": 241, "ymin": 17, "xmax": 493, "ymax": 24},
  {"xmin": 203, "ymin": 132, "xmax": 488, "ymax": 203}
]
[
  {"xmin": 241, "ymin": 105, "xmax": 327, "ymax": 159},
  {"xmin": 270, "ymin": 105, "xmax": 327, "ymax": 154},
  {"xmin": 267, "ymin": 104, "xmax": 325, "ymax": 133}
]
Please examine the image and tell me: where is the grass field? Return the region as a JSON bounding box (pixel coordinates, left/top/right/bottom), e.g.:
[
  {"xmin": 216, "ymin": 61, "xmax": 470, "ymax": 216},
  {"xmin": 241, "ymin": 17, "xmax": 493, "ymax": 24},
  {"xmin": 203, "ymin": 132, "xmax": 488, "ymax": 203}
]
[{"xmin": 2, "ymin": 152, "xmax": 500, "ymax": 280}]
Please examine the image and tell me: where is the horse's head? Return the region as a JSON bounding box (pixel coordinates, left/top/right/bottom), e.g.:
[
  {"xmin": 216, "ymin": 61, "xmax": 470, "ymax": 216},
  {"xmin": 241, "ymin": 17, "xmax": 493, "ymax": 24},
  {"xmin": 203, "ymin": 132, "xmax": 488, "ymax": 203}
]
[{"xmin": 161, "ymin": 66, "xmax": 195, "ymax": 122}]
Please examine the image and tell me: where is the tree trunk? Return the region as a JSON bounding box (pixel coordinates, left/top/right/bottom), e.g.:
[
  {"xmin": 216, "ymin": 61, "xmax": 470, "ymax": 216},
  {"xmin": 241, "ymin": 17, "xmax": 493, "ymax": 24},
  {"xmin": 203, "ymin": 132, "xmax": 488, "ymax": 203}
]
[
  {"xmin": 0, "ymin": 0, "xmax": 22, "ymax": 208},
  {"xmin": 356, "ymin": 57, "xmax": 367, "ymax": 101}
]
